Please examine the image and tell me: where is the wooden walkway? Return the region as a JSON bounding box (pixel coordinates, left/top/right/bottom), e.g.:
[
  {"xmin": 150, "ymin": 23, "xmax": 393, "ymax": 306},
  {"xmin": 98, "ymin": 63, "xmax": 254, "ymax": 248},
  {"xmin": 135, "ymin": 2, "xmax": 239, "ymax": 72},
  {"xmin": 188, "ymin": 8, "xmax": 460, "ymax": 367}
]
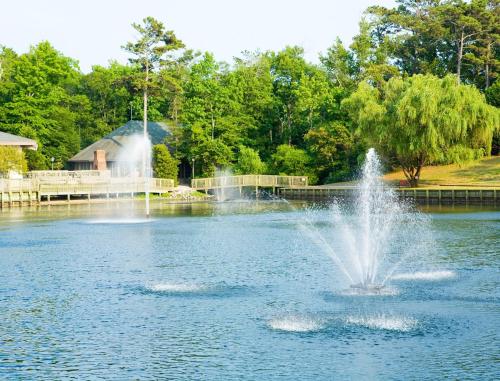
[
  {"xmin": 279, "ymin": 186, "xmax": 500, "ymax": 205},
  {"xmin": 0, "ymin": 171, "xmax": 174, "ymax": 207},
  {"xmin": 191, "ymin": 175, "xmax": 308, "ymax": 192}
]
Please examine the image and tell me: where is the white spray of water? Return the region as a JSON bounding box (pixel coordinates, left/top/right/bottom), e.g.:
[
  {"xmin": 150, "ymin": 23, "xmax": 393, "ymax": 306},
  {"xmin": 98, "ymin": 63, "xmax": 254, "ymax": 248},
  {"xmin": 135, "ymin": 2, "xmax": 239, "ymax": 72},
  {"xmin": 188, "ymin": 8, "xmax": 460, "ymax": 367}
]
[
  {"xmin": 148, "ymin": 283, "xmax": 208, "ymax": 293},
  {"xmin": 286, "ymin": 148, "xmax": 433, "ymax": 290},
  {"xmin": 390, "ymin": 270, "xmax": 456, "ymax": 281},
  {"xmin": 268, "ymin": 315, "xmax": 325, "ymax": 332},
  {"xmin": 213, "ymin": 168, "xmax": 245, "ymax": 202},
  {"xmin": 115, "ymin": 134, "xmax": 152, "ymax": 216},
  {"xmin": 345, "ymin": 314, "xmax": 418, "ymax": 332}
]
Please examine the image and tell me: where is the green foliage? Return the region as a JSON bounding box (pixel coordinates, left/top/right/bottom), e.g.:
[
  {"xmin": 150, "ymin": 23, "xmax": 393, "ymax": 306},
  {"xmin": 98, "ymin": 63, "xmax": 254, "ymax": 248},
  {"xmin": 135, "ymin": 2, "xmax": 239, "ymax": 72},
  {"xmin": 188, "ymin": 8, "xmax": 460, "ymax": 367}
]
[
  {"xmin": 271, "ymin": 144, "xmax": 317, "ymax": 183},
  {"xmin": 24, "ymin": 149, "xmax": 47, "ymax": 170},
  {"xmin": 0, "ymin": 42, "xmax": 84, "ymax": 167},
  {"xmin": 344, "ymin": 74, "xmax": 499, "ymax": 186},
  {"xmin": 152, "ymin": 144, "xmax": 179, "ymax": 182},
  {"xmin": 0, "ymin": 147, "xmax": 27, "ymax": 175},
  {"xmin": 1, "ymin": 9, "xmax": 497, "ymax": 186},
  {"xmin": 367, "ymin": 0, "xmax": 499, "ymax": 89},
  {"xmin": 304, "ymin": 122, "xmax": 353, "ymax": 183},
  {"xmin": 234, "ymin": 146, "xmax": 266, "ymax": 174}
]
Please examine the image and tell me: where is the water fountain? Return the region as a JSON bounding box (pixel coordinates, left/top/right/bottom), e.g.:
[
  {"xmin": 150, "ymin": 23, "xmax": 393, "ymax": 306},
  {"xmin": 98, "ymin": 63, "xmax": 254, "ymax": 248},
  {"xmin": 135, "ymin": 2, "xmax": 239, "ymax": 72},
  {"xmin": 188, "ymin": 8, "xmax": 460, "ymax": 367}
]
[
  {"xmin": 115, "ymin": 133, "xmax": 152, "ymax": 217},
  {"xmin": 214, "ymin": 168, "xmax": 241, "ymax": 202},
  {"xmin": 295, "ymin": 148, "xmax": 431, "ymax": 293}
]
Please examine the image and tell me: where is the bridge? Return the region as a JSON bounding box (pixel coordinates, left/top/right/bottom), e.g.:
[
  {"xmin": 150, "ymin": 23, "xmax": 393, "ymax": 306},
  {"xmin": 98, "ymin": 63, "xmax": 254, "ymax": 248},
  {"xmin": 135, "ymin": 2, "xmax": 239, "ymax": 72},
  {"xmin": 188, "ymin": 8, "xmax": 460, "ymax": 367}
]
[
  {"xmin": 191, "ymin": 174, "xmax": 308, "ymax": 193},
  {"xmin": 0, "ymin": 170, "xmax": 174, "ymax": 207}
]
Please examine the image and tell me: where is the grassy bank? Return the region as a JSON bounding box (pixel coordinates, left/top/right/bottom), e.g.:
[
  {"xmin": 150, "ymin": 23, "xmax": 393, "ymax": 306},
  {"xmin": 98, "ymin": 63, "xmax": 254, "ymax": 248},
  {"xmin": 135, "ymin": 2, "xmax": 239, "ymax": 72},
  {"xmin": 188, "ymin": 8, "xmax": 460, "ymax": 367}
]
[{"xmin": 383, "ymin": 156, "xmax": 500, "ymax": 187}]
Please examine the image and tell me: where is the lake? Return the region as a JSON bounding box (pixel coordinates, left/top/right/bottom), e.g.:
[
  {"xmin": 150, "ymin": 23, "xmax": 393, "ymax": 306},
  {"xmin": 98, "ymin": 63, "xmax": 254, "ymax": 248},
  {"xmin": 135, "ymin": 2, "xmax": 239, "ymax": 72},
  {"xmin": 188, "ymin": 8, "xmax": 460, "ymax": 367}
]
[{"xmin": 0, "ymin": 201, "xmax": 499, "ymax": 380}]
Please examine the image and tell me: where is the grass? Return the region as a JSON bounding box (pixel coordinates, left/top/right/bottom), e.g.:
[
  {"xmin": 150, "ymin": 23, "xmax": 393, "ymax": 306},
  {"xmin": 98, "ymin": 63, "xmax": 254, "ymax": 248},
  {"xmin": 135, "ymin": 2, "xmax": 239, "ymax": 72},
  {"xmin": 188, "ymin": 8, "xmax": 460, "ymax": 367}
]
[{"xmin": 383, "ymin": 156, "xmax": 500, "ymax": 187}]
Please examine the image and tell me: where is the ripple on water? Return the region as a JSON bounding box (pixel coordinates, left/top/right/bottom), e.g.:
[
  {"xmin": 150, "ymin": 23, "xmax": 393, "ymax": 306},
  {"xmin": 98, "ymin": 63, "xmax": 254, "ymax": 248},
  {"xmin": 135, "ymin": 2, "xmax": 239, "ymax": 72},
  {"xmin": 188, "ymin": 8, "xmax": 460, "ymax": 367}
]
[
  {"xmin": 344, "ymin": 314, "xmax": 418, "ymax": 332},
  {"xmin": 85, "ymin": 218, "xmax": 154, "ymax": 225},
  {"xmin": 268, "ymin": 315, "xmax": 325, "ymax": 332},
  {"xmin": 390, "ymin": 270, "xmax": 456, "ymax": 281},
  {"xmin": 337, "ymin": 286, "xmax": 400, "ymax": 297},
  {"xmin": 142, "ymin": 282, "xmax": 249, "ymax": 298},
  {"xmin": 148, "ymin": 283, "xmax": 208, "ymax": 293}
]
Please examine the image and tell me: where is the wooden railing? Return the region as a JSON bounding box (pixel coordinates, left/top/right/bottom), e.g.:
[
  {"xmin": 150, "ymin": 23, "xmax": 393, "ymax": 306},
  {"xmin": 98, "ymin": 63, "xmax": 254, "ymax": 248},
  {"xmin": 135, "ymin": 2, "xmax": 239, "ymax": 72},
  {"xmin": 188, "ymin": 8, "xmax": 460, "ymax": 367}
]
[
  {"xmin": 0, "ymin": 177, "xmax": 174, "ymax": 195},
  {"xmin": 28, "ymin": 170, "xmax": 111, "ymax": 180},
  {"xmin": 191, "ymin": 175, "xmax": 308, "ymax": 190}
]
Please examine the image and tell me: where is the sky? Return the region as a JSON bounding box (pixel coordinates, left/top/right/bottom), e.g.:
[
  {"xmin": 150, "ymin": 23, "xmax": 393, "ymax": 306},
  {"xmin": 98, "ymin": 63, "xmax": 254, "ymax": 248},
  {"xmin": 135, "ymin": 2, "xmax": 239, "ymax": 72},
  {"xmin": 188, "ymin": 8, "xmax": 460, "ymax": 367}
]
[{"xmin": 0, "ymin": 0, "xmax": 396, "ymax": 73}]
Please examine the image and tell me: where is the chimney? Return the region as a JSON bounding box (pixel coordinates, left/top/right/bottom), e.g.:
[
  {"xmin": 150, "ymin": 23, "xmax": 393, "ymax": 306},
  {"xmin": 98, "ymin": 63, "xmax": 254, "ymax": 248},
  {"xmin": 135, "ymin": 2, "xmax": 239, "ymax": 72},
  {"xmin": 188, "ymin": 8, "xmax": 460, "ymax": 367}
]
[{"xmin": 93, "ymin": 150, "xmax": 107, "ymax": 170}]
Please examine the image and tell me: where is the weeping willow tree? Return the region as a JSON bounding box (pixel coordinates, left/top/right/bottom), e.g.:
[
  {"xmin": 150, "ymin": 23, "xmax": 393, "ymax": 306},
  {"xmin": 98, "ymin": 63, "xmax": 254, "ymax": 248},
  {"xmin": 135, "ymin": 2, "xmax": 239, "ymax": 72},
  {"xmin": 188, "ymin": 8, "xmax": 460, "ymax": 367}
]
[{"xmin": 343, "ymin": 74, "xmax": 499, "ymax": 186}]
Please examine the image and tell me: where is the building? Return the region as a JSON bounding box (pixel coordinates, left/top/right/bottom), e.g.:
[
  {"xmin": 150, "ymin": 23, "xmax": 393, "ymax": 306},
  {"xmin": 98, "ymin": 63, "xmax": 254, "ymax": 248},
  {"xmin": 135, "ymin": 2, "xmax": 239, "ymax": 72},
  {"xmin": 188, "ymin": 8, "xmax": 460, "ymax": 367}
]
[
  {"xmin": 0, "ymin": 131, "xmax": 38, "ymax": 151},
  {"xmin": 68, "ymin": 120, "xmax": 171, "ymax": 176}
]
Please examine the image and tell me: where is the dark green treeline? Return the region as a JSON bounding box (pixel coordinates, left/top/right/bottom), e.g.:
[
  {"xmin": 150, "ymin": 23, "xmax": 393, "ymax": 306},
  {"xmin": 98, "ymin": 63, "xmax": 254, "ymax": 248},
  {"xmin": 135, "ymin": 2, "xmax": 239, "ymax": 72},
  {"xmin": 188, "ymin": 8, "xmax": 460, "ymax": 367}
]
[{"xmin": 0, "ymin": 0, "xmax": 498, "ymax": 184}]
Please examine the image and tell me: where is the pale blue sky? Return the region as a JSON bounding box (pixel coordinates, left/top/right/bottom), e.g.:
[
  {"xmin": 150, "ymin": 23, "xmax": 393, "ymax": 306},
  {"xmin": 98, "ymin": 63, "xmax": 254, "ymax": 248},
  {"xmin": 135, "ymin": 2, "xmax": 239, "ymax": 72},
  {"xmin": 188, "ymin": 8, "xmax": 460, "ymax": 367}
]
[{"xmin": 0, "ymin": 0, "xmax": 395, "ymax": 73}]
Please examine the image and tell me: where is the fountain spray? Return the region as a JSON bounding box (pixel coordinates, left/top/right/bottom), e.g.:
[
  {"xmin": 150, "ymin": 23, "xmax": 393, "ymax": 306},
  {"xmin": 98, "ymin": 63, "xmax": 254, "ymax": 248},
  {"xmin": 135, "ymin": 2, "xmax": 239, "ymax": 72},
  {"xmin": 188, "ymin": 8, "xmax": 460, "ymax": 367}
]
[{"xmin": 143, "ymin": 102, "xmax": 150, "ymax": 218}]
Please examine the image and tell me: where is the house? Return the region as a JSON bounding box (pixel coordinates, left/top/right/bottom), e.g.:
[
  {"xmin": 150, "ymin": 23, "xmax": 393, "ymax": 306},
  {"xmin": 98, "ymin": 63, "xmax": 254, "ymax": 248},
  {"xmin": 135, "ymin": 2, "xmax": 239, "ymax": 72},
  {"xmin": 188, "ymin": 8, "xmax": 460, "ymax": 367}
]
[
  {"xmin": 68, "ymin": 120, "xmax": 171, "ymax": 176},
  {"xmin": 0, "ymin": 131, "xmax": 38, "ymax": 151}
]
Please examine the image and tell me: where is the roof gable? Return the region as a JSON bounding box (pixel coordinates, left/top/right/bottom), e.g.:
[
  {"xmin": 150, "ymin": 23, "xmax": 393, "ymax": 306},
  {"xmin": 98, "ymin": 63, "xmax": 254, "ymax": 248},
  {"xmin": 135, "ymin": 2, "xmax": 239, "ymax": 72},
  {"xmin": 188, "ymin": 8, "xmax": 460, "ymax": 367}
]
[
  {"xmin": 69, "ymin": 120, "xmax": 171, "ymax": 162},
  {"xmin": 0, "ymin": 131, "xmax": 38, "ymax": 149}
]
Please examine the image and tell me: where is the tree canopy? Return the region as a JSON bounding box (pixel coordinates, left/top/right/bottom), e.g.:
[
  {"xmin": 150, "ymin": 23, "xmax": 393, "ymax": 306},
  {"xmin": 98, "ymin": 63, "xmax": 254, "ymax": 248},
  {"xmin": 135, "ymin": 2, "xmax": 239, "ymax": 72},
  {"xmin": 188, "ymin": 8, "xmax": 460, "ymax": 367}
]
[
  {"xmin": 343, "ymin": 74, "xmax": 499, "ymax": 186},
  {"xmin": 0, "ymin": 4, "xmax": 498, "ymax": 185}
]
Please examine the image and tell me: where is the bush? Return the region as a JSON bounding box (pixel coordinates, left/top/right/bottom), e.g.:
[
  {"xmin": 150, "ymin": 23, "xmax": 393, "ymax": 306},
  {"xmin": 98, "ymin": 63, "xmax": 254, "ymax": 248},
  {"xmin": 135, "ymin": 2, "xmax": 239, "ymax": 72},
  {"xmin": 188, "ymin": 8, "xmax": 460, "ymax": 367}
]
[
  {"xmin": 152, "ymin": 144, "xmax": 179, "ymax": 183},
  {"xmin": 234, "ymin": 146, "xmax": 266, "ymax": 174},
  {"xmin": 0, "ymin": 146, "xmax": 28, "ymax": 175},
  {"xmin": 25, "ymin": 149, "xmax": 47, "ymax": 170},
  {"xmin": 271, "ymin": 144, "xmax": 317, "ymax": 184}
]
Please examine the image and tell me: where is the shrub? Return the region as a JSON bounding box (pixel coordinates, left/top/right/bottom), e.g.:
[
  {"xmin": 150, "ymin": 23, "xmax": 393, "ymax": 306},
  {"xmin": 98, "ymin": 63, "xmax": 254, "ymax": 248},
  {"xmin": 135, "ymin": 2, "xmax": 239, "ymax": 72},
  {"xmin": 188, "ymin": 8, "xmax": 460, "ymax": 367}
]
[
  {"xmin": 234, "ymin": 146, "xmax": 266, "ymax": 174},
  {"xmin": 0, "ymin": 146, "xmax": 28, "ymax": 175},
  {"xmin": 152, "ymin": 144, "xmax": 179, "ymax": 183}
]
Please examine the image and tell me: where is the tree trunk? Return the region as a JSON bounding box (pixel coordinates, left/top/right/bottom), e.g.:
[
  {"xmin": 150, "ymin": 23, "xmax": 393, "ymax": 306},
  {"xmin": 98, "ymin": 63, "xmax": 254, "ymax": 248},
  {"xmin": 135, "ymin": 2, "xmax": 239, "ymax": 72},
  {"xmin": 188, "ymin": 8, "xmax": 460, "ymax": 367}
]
[
  {"xmin": 210, "ymin": 103, "xmax": 215, "ymax": 140},
  {"xmin": 287, "ymin": 103, "xmax": 292, "ymax": 146},
  {"xmin": 457, "ymin": 30, "xmax": 464, "ymax": 84},
  {"xmin": 485, "ymin": 42, "xmax": 491, "ymax": 89},
  {"xmin": 144, "ymin": 63, "xmax": 149, "ymax": 139}
]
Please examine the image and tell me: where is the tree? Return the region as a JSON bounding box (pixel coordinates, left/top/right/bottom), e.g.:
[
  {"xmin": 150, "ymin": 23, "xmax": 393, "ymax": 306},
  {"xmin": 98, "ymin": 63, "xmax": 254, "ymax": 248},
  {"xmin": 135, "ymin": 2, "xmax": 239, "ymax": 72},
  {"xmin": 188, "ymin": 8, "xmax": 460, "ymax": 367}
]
[
  {"xmin": 181, "ymin": 53, "xmax": 227, "ymax": 140},
  {"xmin": 80, "ymin": 62, "xmax": 138, "ymax": 146},
  {"xmin": 343, "ymin": 74, "xmax": 499, "ymax": 186},
  {"xmin": 0, "ymin": 147, "xmax": 27, "ymax": 175},
  {"xmin": 123, "ymin": 17, "xmax": 184, "ymax": 141},
  {"xmin": 367, "ymin": 0, "xmax": 499, "ymax": 87},
  {"xmin": 463, "ymin": 0, "xmax": 500, "ymax": 89},
  {"xmin": 270, "ymin": 46, "xmax": 308, "ymax": 145},
  {"xmin": 271, "ymin": 144, "xmax": 317, "ymax": 183},
  {"xmin": 0, "ymin": 42, "xmax": 84, "ymax": 168},
  {"xmin": 152, "ymin": 144, "xmax": 179, "ymax": 182},
  {"xmin": 321, "ymin": 38, "xmax": 358, "ymax": 89},
  {"xmin": 234, "ymin": 146, "xmax": 266, "ymax": 174},
  {"xmin": 304, "ymin": 122, "xmax": 353, "ymax": 183}
]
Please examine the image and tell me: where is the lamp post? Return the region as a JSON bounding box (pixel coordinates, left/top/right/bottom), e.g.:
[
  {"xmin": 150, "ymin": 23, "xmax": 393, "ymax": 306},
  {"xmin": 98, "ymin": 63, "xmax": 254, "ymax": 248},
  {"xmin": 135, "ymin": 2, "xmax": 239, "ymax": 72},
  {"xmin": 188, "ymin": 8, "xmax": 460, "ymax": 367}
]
[
  {"xmin": 51, "ymin": 157, "xmax": 55, "ymax": 171},
  {"xmin": 191, "ymin": 158, "xmax": 195, "ymax": 179}
]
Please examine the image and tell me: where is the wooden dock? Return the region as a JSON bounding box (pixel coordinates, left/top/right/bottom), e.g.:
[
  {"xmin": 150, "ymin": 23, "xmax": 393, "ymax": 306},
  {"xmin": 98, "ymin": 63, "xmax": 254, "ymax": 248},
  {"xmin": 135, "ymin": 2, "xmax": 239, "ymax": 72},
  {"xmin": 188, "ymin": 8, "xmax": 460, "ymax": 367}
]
[
  {"xmin": 279, "ymin": 186, "xmax": 500, "ymax": 205},
  {"xmin": 0, "ymin": 171, "xmax": 174, "ymax": 208},
  {"xmin": 191, "ymin": 175, "xmax": 308, "ymax": 193}
]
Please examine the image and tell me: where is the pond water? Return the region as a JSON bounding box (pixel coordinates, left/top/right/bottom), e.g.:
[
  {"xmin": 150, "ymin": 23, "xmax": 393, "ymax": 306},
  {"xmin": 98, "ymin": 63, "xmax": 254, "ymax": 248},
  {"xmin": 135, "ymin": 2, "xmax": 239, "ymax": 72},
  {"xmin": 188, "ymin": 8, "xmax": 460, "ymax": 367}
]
[{"xmin": 0, "ymin": 202, "xmax": 499, "ymax": 380}]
